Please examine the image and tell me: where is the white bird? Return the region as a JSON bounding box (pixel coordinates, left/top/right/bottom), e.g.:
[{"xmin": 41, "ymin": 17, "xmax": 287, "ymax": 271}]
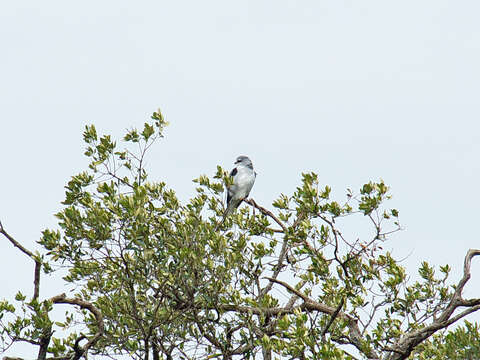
[{"xmin": 217, "ymin": 155, "xmax": 256, "ymax": 229}]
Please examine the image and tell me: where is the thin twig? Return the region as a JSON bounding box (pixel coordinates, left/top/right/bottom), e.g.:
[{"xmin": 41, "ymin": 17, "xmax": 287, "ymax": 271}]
[{"xmin": 244, "ymin": 199, "xmax": 290, "ymax": 299}]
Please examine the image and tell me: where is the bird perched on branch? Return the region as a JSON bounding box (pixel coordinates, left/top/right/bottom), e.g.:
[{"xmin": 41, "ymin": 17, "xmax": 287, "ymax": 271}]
[{"xmin": 216, "ymin": 155, "xmax": 256, "ymax": 229}]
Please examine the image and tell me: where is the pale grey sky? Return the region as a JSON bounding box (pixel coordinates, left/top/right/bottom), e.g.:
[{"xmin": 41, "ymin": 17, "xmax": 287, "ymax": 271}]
[{"xmin": 1, "ymin": 0, "xmax": 480, "ymax": 358}]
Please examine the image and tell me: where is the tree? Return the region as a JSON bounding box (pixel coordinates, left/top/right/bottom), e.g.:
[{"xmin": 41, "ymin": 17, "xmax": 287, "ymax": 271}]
[{"xmin": 1, "ymin": 110, "xmax": 479, "ymax": 360}]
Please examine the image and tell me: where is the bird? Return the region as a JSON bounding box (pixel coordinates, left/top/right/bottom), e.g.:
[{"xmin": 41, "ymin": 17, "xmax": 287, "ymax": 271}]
[{"xmin": 216, "ymin": 155, "xmax": 256, "ymax": 229}]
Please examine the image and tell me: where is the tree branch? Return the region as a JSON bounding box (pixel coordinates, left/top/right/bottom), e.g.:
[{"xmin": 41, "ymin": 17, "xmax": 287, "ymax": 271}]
[
  {"xmin": 244, "ymin": 199, "xmax": 292, "ymax": 300},
  {"xmin": 37, "ymin": 326, "xmax": 53, "ymax": 360},
  {"xmin": 0, "ymin": 222, "xmax": 41, "ymax": 299},
  {"xmin": 0, "ymin": 222, "xmax": 35, "ymax": 258},
  {"xmin": 387, "ymin": 249, "xmax": 480, "ymax": 360},
  {"xmin": 321, "ymin": 298, "xmax": 345, "ymax": 338},
  {"xmin": 49, "ymin": 294, "xmax": 104, "ymax": 360},
  {"xmin": 264, "ymin": 277, "xmax": 379, "ymax": 359},
  {"xmin": 244, "ymin": 199, "xmax": 287, "ymax": 233}
]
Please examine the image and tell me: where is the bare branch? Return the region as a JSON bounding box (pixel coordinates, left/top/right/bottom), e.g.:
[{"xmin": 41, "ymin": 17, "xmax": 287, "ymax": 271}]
[
  {"xmin": 244, "ymin": 199, "xmax": 287, "ymax": 233},
  {"xmin": 0, "ymin": 222, "xmax": 41, "ymax": 299},
  {"xmin": 284, "ymin": 279, "xmax": 307, "ymax": 310},
  {"xmin": 0, "ymin": 222, "xmax": 35, "ymax": 258},
  {"xmin": 33, "ymin": 262, "xmax": 41, "ymax": 300},
  {"xmin": 50, "ymin": 294, "xmax": 104, "ymax": 360}
]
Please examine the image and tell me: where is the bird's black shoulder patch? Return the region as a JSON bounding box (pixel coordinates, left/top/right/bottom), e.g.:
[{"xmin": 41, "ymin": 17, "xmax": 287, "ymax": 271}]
[{"xmin": 229, "ymin": 167, "xmax": 238, "ymax": 177}]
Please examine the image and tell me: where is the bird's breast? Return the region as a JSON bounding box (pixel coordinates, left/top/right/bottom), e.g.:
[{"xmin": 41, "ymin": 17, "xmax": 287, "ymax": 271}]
[{"xmin": 233, "ymin": 168, "xmax": 255, "ymax": 198}]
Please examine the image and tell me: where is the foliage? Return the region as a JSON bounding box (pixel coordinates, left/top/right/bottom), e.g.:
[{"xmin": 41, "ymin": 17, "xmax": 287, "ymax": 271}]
[
  {"xmin": 410, "ymin": 321, "xmax": 480, "ymax": 360},
  {"xmin": 1, "ymin": 110, "xmax": 479, "ymax": 360}
]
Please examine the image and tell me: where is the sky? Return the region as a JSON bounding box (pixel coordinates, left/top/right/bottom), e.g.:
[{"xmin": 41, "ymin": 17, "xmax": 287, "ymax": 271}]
[{"xmin": 1, "ymin": 0, "xmax": 480, "ymax": 358}]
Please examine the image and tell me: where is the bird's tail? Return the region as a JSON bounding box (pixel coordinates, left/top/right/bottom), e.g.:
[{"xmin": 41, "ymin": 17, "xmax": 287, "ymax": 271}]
[{"xmin": 215, "ymin": 200, "xmax": 238, "ymax": 231}]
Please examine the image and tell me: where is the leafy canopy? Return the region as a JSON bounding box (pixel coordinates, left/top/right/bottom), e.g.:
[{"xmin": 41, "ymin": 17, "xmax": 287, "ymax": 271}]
[{"xmin": 1, "ymin": 110, "xmax": 479, "ymax": 360}]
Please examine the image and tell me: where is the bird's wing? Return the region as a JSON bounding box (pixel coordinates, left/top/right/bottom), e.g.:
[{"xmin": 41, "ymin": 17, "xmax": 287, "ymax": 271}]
[
  {"xmin": 226, "ymin": 167, "xmax": 238, "ymax": 206},
  {"xmin": 227, "ymin": 187, "xmax": 234, "ymax": 207}
]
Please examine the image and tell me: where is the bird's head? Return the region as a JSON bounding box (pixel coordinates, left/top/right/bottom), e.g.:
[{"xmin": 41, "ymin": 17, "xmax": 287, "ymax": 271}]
[{"xmin": 235, "ymin": 155, "xmax": 253, "ymax": 169}]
